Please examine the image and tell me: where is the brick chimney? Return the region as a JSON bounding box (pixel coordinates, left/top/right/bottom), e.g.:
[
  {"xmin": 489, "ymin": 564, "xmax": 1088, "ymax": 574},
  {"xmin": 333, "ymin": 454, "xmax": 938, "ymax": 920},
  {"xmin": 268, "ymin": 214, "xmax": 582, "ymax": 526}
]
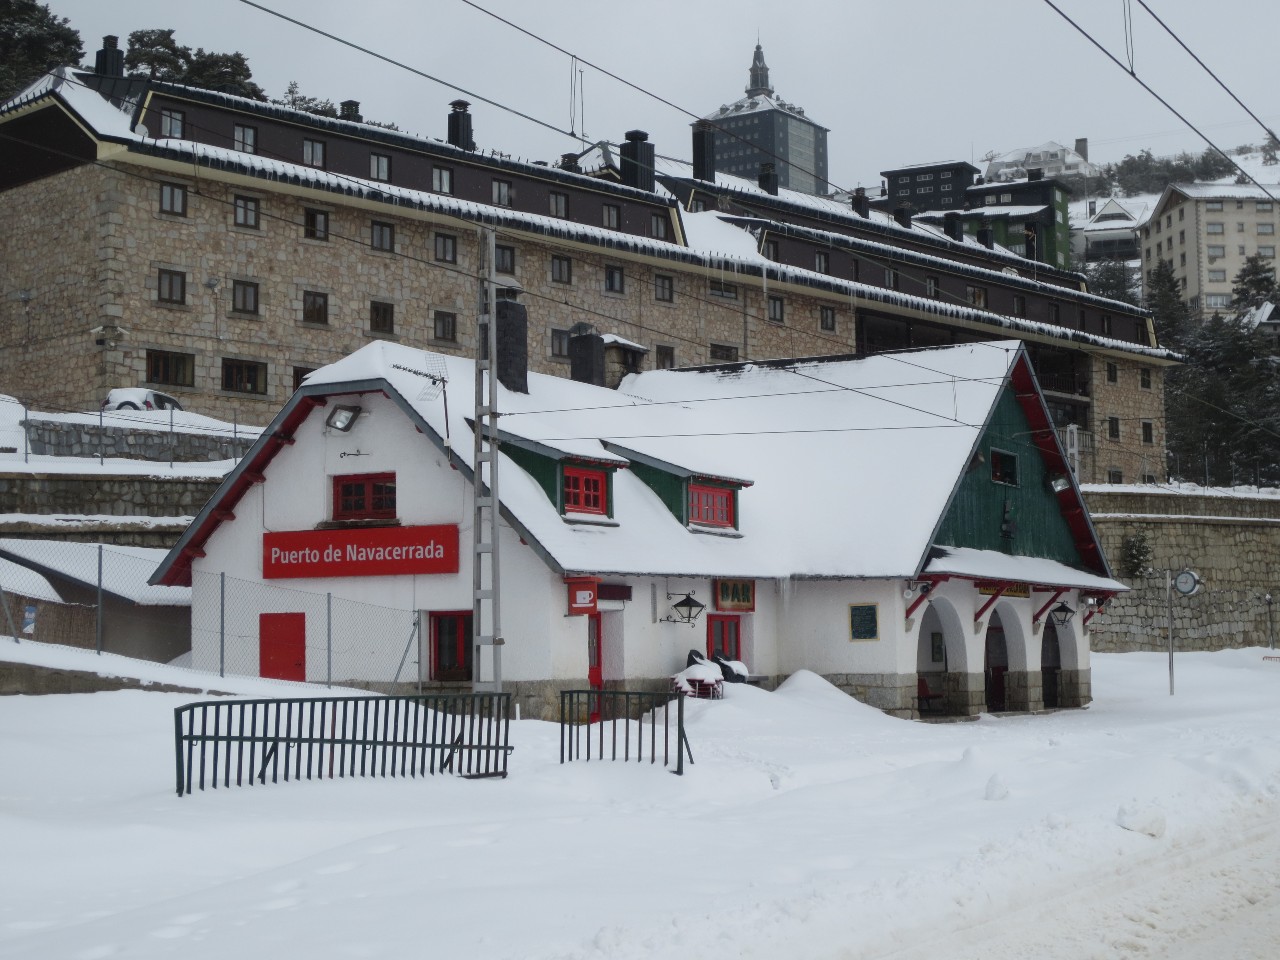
[
  {"xmin": 620, "ymin": 130, "xmax": 655, "ymax": 193},
  {"xmin": 758, "ymin": 162, "xmax": 779, "ymax": 196},
  {"xmin": 977, "ymin": 225, "xmax": 995, "ymax": 249},
  {"xmin": 560, "ymin": 153, "xmax": 582, "ymax": 173},
  {"xmin": 569, "ymin": 327, "xmax": 606, "ymax": 386},
  {"xmin": 851, "ymin": 187, "xmax": 870, "ymax": 218},
  {"xmin": 1074, "ymin": 137, "xmax": 1089, "ymax": 161},
  {"xmin": 95, "ymin": 36, "xmax": 124, "ymax": 77},
  {"xmin": 692, "ymin": 120, "xmax": 716, "ymax": 182},
  {"xmin": 943, "ymin": 211, "xmax": 964, "ymax": 242},
  {"xmin": 892, "ymin": 207, "xmax": 912, "ymax": 229},
  {"xmin": 1027, "ymin": 168, "xmax": 1044, "ymax": 182},
  {"xmin": 494, "ymin": 284, "xmax": 528, "ymax": 394},
  {"xmin": 339, "ymin": 100, "xmax": 363, "ymax": 123},
  {"xmin": 448, "ymin": 100, "xmax": 475, "ymax": 151}
]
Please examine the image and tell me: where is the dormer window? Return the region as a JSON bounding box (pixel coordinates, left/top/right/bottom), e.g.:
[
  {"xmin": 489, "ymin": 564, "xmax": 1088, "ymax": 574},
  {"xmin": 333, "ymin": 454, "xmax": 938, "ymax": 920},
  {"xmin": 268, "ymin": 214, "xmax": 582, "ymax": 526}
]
[
  {"xmin": 689, "ymin": 483, "xmax": 735, "ymax": 528},
  {"xmin": 333, "ymin": 473, "xmax": 396, "ymax": 521},
  {"xmin": 563, "ymin": 466, "xmax": 607, "ymax": 515}
]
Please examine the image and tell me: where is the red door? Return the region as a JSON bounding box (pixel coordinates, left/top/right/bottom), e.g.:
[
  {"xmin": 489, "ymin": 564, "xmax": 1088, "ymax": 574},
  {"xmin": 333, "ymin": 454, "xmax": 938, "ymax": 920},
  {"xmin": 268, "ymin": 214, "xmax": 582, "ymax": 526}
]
[
  {"xmin": 707, "ymin": 615, "xmax": 740, "ymax": 661},
  {"xmin": 260, "ymin": 612, "xmax": 305, "ymax": 681},
  {"xmin": 587, "ymin": 614, "xmax": 603, "ymax": 690}
]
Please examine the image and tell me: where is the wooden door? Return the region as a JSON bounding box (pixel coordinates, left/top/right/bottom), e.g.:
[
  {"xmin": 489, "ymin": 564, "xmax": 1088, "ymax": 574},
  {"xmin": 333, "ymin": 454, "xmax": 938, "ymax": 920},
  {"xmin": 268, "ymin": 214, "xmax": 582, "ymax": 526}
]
[{"xmin": 259, "ymin": 612, "xmax": 305, "ymax": 681}]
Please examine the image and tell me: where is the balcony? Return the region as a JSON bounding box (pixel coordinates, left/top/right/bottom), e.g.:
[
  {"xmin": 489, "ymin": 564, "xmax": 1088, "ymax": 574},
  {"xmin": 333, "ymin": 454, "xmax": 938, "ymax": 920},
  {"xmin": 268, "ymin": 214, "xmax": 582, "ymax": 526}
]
[{"xmin": 1056, "ymin": 425, "xmax": 1095, "ymax": 479}]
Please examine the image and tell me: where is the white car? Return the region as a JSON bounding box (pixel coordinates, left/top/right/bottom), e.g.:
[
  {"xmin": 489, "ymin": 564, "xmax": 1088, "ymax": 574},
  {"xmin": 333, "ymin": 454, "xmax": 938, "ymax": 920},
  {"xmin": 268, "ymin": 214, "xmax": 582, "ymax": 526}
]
[{"xmin": 100, "ymin": 388, "xmax": 184, "ymax": 412}]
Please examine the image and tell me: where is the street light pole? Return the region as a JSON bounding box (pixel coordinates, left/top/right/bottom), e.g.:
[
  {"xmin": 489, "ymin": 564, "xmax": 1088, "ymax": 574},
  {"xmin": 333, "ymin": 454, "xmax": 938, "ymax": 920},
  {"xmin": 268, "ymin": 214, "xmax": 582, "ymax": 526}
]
[
  {"xmin": 1266, "ymin": 593, "xmax": 1274, "ymax": 651},
  {"xmin": 1166, "ymin": 569, "xmax": 1174, "ymax": 696}
]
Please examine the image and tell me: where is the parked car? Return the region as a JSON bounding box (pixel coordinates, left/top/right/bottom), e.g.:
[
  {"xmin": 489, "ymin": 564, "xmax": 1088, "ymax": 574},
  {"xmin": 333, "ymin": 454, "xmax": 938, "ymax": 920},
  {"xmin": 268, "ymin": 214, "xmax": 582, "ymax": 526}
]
[{"xmin": 101, "ymin": 388, "xmax": 184, "ymax": 412}]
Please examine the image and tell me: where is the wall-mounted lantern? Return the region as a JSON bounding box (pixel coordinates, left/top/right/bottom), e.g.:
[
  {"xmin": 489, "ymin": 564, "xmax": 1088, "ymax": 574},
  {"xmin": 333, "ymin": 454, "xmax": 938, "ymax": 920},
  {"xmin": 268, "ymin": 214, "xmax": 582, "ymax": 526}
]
[
  {"xmin": 1048, "ymin": 602, "xmax": 1075, "ymax": 628},
  {"xmin": 663, "ymin": 591, "xmax": 705, "ymax": 626}
]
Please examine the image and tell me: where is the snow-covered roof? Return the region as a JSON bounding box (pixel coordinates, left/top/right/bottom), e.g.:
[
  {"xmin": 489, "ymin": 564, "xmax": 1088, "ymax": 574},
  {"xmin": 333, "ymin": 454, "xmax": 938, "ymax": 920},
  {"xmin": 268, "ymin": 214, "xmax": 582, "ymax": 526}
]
[
  {"xmin": 0, "ymin": 539, "xmax": 190, "ymax": 605},
  {"xmin": 925, "ymin": 546, "xmax": 1124, "ymax": 592},
  {"xmin": 600, "ymin": 334, "xmax": 648, "ymax": 352},
  {"xmin": 159, "ymin": 339, "xmax": 1116, "ymax": 589},
  {"xmin": 916, "ymin": 205, "xmax": 1048, "ymax": 220},
  {"xmin": 0, "ymin": 557, "xmax": 61, "ymax": 604},
  {"xmin": 703, "ymin": 91, "xmax": 826, "ymax": 129},
  {"xmin": 1168, "ymin": 182, "xmax": 1280, "ymax": 201}
]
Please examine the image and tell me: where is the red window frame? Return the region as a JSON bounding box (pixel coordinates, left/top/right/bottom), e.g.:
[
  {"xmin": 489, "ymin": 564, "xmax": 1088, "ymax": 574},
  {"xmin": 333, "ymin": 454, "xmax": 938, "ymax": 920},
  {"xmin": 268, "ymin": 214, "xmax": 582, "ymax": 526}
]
[
  {"xmin": 688, "ymin": 483, "xmax": 735, "ymax": 527},
  {"xmin": 430, "ymin": 611, "xmax": 472, "ymax": 682},
  {"xmin": 563, "ymin": 466, "xmax": 607, "ymax": 515},
  {"xmin": 333, "ymin": 472, "xmax": 397, "ymax": 521},
  {"xmin": 707, "ymin": 614, "xmax": 741, "ymax": 661}
]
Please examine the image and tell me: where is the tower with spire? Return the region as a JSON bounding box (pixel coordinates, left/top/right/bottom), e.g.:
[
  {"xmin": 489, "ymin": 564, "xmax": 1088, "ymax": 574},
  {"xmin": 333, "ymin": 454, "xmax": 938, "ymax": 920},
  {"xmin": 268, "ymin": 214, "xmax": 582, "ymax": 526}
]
[{"xmin": 696, "ymin": 42, "xmax": 829, "ymax": 196}]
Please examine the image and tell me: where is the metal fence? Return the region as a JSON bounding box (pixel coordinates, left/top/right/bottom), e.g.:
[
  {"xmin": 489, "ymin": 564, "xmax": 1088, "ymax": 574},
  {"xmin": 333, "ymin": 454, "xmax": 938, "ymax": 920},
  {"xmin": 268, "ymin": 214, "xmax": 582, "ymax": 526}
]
[
  {"xmin": 174, "ymin": 692, "xmax": 512, "ymax": 796},
  {"xmin": 559, "ymin": 689, "xmax": 692, "ymax": 775}
]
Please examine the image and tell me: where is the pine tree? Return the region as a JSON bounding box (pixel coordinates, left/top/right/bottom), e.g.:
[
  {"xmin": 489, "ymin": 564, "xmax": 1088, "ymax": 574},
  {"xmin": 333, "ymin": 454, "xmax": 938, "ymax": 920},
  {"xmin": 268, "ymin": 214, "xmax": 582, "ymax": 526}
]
[
  {"xmin": 272, "ymin": 80, "xmax": 337, "ymax": 118},
  {"xmin": 0, "ymin": 0, "xmax": 83, "ymax": 101},
  {"xmin": 1144, "ymin": 258, "xmax": 1191, "ymax": 349},
  {"xmin": 124, "ymin": 28, "xmax": 265, "ymax": 100},
  {"xmin": 1231, "ymin": 254, "xmax": 1278, "ymax": 310},
  {"xmin": 1085, "ymin": 258, "xmax": 1138, "ymax": 306},
  {"xmin": 1263, "ymin": 132, "xmax": 1279, "ymax": 166}
]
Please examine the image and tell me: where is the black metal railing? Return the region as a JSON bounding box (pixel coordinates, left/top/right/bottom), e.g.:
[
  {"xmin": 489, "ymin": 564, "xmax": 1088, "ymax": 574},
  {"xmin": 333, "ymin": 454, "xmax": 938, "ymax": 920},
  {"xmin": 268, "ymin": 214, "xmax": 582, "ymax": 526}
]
[
  {"xmin": 174, "ymin": 693, "xmax": 512, "ymax": 796},
  {"xmin": 559, "ymin": 690, "xmax": 692, "ymax": 775}
]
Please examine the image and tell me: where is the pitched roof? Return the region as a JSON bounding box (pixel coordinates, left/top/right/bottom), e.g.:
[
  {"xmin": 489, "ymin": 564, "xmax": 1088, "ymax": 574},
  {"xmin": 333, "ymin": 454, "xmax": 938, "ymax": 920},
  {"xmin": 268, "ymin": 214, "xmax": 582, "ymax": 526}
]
[{"xmin": 154, "ymin": 340, "xmax": 1122, "ymax": 592}]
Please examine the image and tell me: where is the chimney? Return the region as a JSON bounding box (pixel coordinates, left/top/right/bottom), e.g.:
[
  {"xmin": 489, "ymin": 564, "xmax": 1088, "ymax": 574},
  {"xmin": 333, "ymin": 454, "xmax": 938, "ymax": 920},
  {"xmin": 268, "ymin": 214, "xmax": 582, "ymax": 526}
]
[
  {"xmin": 892, "ymin": 206, "xmax": 913, "ymax": 229},
  {"xmin": 975, "ymin": 175, "xmax": 985, "ymax": 185},
  {"xmin": 494, "ymin": 285, "xmax": 528, "ymax": 394},
  {"xmin": 620, "ymin": 130, "xmax": 655, "ymax": 192},
  {"xmin": 339, "ymin": 100, "xmax": 362, "ymax": 123},
  {"xmin": 447, "ymin": 100, "xmax": 475, "ymax": 151},
  {"xmin": 569, "ymin": 326, "xmax": 606, "ymax": 386},
  {"xmin": 943, "ymin": 211, "xmax": 964, "ymax": 242},
  {"xmin": 559, "ymin": 153, "xmax": 581, "ymax": 173},
  {"xmin": 851, "ymin": 187, "xmax": 870, "ymax": 218},
  {"xmin": 692, "ymin": 120, "xmax": 716, "ymax": 182},
  {"xmin": 880, "ymin": 180, "xmax": 887, "ymax": 197},
  {"xmin": 1027, "ymin": 168, "xmax": 1044, "ymax": 182},
  {"xmin": 976, "ymin": 225, "xmax": 995, "ymax": 249},
  {"xmin": 95, "ymin": 35, "xmax": 124, "ymax": 77},
  {"xmin": 758, "ymin": 162, "xmax": 779, "ymax": 196},
  {"xmin": 1075, "ymin": 137, "xmax": 1089, "ymax": 161},
  {"xmin": 1088, "ymin": 199, "xmax": 1097, "ymax": 217}
]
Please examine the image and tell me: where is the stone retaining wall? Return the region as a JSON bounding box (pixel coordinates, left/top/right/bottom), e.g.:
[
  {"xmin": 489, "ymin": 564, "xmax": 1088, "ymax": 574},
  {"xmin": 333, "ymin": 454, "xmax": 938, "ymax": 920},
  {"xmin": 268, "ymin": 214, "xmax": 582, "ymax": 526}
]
[
  {"xmin": 24, "ymin": 420, "xmax": 254, "ymax": 463},
  {"xmin": 0, "ymin": 472, "xmax": 220, "ymax": 518}
]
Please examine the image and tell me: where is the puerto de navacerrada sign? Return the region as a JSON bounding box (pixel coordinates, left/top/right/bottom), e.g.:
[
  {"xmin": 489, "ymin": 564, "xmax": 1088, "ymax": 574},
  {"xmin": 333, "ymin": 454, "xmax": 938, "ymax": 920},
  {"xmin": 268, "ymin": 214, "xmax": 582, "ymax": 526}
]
[{"xmin": 262, "ymin": 525, "xmax": 460, "ymax": 579}]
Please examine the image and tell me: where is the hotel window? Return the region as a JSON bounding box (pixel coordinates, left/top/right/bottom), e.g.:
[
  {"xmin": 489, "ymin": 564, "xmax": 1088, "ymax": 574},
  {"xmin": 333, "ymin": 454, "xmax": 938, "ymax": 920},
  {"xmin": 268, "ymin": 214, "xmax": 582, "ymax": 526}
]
[
  {"xmin": 302, "ymin": 139, "xmax": 326, "ymax": 168},
  {"xmin": 551, "ymin": 255, "xmax": 572, "ymax": 284},
  {"xmin": 966, "ymin": 285, "xmax": 986, "ymax": 308},
  {"xmin": 709, "ymin": 280, "xmax": 739, "ymax": 299},
  {"xmin": 434, "ymin": 233, "xmax": 457, "ymax": 263},
  {"xmin": 430, "ymin": 611, "xmax": 472, "ymax": 682},
  {"xmin": 302, "ymin": 290, "xmax": 329, "ymax": 325},
  {"xmin": 333, "ymin": 473, "xmax": 396, "ymax": 522},
  {"xmin": 159, "ymin": 108, "xmax": 184, "ymax": 138},
  {"xmin": 549, "ymin": 191, "xmax": 568, "ymax": 218},
  {"xmin": 709, "ymin": 343, "xmax": 739, "ymax": 362},
  {"xmin": 1048, "ymin": 302, "xmax": 1060, "ymax": 325},
  {"xmin": 1260, "ymin": 246, "xmax": 1277, "ymax": 258},
  {"xmin": 1206, "ymin": 200, "xmax": 1223, "ymax": 210},
  {"xmin": 157, "ymin": 268, "xmax": 186, "ymax": 304},
  {"xmin": 884, "ymin": 267, "xmax": 900, "ymax": 290},
  {"xmin": 231, "ymin": 280, "xmax": 259, "ymax": 314},
  {"xmin": 941, "ymin": 183, "xmax": 952, "ymax": 192},
  {"xmin": 651, "ymin": 214, "xmax": 669, "ymax": 240},
  {"xmin": 1012, "ymin": 295, "xmax": 1026, "ymax": 317},
  {"xmin": 369, "ymin": 153, "xmax": 391, "ymax": 182},
  {"xmin": 492, "ymin": 179, "xmax": 513, "ymax": 206},
  {"xmin": 1106, "ymin": 362, "xmax": 1118, "ymax": 383},
  {"xmin": 292, "ymin": 367, "xmax": 314, "ymax": 392},
  {"xmin": 1206, "ymin": 293, "xmax": 1232, "ymax": 308},
  {"xmin": 767, "ymin": 295, "xmax": 785, "ymax": 323},
  {"xmin": 1142, "ymin": 421, "xmax": 1154, "ymax": 444},
  {"xmin": 159, "ymin": 182, "xmax": 187, "ymax": 216},
  {"xmin": 563, "ymin": 466, "xmax": 607, "ymax": 515},
  {"xmin": 654, "ymin": 274, "xmax": 674, "ymax": 302},
  {"xmin": 815, "ymin": 250, "xmax": 830, "ymax": 274},
  {"xmin": 1108, "ymin": 416, "xmax": 1121, "ymax": 440},
  {"xmin": 551, "ymin": 328, "xmax": 571, "ymax": 358},
  {"xmin": 1206, "ymin": 222, "xmax": 1224, "ymax": 235},
  {"xmin": 820, "ymin": 306, "xmax": 836, "ymax": 331},
  {"xmin": 233, "ymin": 196, "xmax": 260, "ymax": 229},
  {"xmin": 763, "ymin": 239, "xmax": 779, "ymax": 260},
  {"xmin": 1208, "ymin": 245, "xmax": 1225, "ymax": 258},
  {"xmin": 1258, "ymin": 201, "xmax": 1274, "ymax": 212},
  {"xmin": 1107, "ymin": 468, "xmax": 1124, "ymax": 484},
  {"xmin": 304, "ymin": 208, "xmax": 329, "ymax": 240},
  {"xmin": 688, "ymin": 484, "xmax": 735, "ymax": 528},
  {"xmin": 146, "ymin": 349, "xmax": 194, "ymax": 387},
  {"xmin": 605, "ymin": 265, "xmax": 625, "ymax": 294},
  {"xmin": 602, "ymin": 204, "xmax": 620, "ymax": 229},
  {"xmin": 656, "ymin": 345, "xmax": 675, "ymax": 369},
  {"xmin": 369, "ymin": 300, "xmax": 395, "ymax": 335},
  {"xmin": 221, "ymin": 358, "xmax": 267, "ymax": 394},
  {"xmin": 1140, "ymin": 367, "xmax": 1152, "ymax": 389},
  {"xmin": 432, "ymin": 166, "xmax": 453, "ymax": 194},
  {"xmin": 1102, "ymin": 314, "xmax": 1112, "ymax": 335},
  {"xmin": 371, "ymin": 221, "xmax": 394, "ymax": 252},
  {"xmin": 233, "ymin": 124, "xmax": 256, "ymax": 154},
  {"xmin": 495, "ymin": 245, "xmax": 515, "ymax": 274},
  {"xmin": 433, "ymin": 311, "xmax": 457, "ymax": 342},
  {"xmin": 1260, "ymin": 223, "xmax": 1276, "ymax": 235}
]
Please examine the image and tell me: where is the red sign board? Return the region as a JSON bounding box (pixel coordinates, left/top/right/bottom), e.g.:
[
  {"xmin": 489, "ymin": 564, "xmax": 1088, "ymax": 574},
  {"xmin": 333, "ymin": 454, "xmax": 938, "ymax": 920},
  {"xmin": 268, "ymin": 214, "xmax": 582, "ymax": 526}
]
[
  {"xmin": 565, "ymin": 576, "xmax": 599, "ymax": 616},
  {"xmin": 263, "ymin": 525, "xmax": 460, "ymax": 579}
]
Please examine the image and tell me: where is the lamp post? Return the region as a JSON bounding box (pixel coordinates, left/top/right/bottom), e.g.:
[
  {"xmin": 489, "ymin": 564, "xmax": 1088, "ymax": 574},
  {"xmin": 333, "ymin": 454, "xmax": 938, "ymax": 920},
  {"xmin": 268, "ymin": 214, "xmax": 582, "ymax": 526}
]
[{"xmin": 1266, "ymin": 594, "xmax": 1274, "ymax": 651}]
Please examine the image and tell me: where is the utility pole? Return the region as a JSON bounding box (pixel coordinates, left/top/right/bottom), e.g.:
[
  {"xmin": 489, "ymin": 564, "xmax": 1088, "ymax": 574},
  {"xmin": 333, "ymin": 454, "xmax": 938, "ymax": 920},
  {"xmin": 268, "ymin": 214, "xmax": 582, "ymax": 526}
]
[{"xmin": 472, "ymin": 227, "xmax": 503, "ymax": 693}]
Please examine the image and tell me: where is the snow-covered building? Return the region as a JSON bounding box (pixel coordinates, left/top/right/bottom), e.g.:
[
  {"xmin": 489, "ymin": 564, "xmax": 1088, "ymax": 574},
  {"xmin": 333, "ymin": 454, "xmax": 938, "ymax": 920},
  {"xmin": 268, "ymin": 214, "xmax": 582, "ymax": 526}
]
[
  {"xmin": 1070, "ymin": 196, "xmax": 1152, "ymax": 264},
  {"xmin": 152, "ymin": 331, "xmax": 1125, "ymax": 721},
  {"xmin": 986, "ymin": 140, "xmax": 1099, "ymax": 183},
  {"xmin": 699, "ymin": 44, "xmax": 830, "ymax": 195}
]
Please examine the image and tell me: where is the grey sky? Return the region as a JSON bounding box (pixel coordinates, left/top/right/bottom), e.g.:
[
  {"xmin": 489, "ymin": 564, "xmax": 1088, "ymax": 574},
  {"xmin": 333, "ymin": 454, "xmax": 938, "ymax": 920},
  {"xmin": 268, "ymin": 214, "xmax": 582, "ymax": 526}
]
[{"xmin": 48, "ymin": 0, "xmax": 1280, "ymax": 190}]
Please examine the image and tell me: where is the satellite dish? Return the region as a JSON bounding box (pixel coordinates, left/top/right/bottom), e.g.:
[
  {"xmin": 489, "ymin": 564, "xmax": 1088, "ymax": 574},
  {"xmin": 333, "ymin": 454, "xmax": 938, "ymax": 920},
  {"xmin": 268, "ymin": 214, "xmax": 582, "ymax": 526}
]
[{"xmin": 134, "ymin": 123, "xmax": 150, "ymax": 139}]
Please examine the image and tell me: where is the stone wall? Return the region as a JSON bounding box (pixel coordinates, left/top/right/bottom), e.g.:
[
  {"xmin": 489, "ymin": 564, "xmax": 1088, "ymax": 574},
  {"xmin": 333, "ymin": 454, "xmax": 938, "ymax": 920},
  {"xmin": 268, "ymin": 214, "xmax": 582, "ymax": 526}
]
[
  {"xmin": 24, "ymin": 419, "xmax": 254, "ymax": 462},
  {"xmin": 0, "ymin": 472, "xmax": 220, "ymax": 518},
  {"xmin": 1088, "ymin": 357, "xmax": 1166, "ymax": 485},
  {"xmin": 1085, "ymin": 487, "xmax": 1280, "ymax": 651}
]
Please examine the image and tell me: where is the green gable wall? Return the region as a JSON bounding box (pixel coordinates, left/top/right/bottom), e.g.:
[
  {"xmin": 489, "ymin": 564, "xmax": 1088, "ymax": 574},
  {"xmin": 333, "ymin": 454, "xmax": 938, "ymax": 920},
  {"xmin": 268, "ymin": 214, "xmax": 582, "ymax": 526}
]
[
  {"xmin": 629, "ymin": 461, "xmax": 686, "ymax": 523},
  {"xmin": 503, "ymin": 445, "xmax": 561, "ymax": 509},
  {"xmin": 933, "ymin": 385, "xmax": 1084, "ymax": 567}
]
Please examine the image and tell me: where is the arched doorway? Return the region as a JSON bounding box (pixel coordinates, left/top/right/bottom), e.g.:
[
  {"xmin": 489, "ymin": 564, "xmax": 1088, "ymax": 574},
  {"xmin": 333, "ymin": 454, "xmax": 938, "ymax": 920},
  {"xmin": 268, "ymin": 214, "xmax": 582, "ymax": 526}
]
[
  {"xmin": 984, "ymin": 611, "xmax": 1009, "ymax": 712},
  {"xmin": 1041, "ymin": 622, "xmax": 1062, "ymax": 710}
]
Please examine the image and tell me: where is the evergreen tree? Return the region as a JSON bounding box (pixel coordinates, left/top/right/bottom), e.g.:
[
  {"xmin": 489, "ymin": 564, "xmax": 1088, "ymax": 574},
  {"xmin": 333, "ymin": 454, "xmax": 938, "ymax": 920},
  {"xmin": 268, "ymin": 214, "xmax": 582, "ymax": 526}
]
[
  {"xmin": 1231, "ymin": 254, "xmax": 1278, "ymax": 310},
  {"xmin": 181, "ymin": 49, "xmax": 264, "ymax": 100},
  {"xmin": 124, "ymin": 28, "xmax": 265, "ymax": 100},
  {"xmin": 1263, "ymin": 132, "xmax": 1279, "ymax": 166},
  {"xmin": 272, "ymin": 80, "xmax": 337, "ymax": 118},
  {"xmin": 1145, "ymin": 258, "xmax": 1191, "ymax": 349},
  {"xmin": 1084, "ymin": 258, "xmax": 1138, "ymax": 306},
  {"xmin": 0, "ymin": 0, "xmax": 83, "ymax": 101}
]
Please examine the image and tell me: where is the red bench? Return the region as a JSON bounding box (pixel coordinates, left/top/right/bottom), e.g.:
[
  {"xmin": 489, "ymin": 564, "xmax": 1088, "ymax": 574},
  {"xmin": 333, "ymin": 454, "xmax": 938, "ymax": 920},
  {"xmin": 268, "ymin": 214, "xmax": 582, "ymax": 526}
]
[{"xmin": 915, "ymin": 677, "xmax": 944, "ymax": 713}]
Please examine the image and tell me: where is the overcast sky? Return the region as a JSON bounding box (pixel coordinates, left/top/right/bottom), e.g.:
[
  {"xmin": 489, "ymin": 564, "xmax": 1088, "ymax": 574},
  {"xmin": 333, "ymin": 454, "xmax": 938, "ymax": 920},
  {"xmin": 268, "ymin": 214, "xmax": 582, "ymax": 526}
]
[{"xmin": 46, "ymin": 0, "xmax": 1280, "ymax": 190}]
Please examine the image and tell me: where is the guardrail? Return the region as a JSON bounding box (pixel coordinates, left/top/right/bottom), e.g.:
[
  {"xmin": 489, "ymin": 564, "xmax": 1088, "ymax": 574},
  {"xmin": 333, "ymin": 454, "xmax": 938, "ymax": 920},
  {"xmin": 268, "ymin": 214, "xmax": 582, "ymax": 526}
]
[{"xmin": 559, "ymin": 689, "xmax": 692, "ymax": 775}]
